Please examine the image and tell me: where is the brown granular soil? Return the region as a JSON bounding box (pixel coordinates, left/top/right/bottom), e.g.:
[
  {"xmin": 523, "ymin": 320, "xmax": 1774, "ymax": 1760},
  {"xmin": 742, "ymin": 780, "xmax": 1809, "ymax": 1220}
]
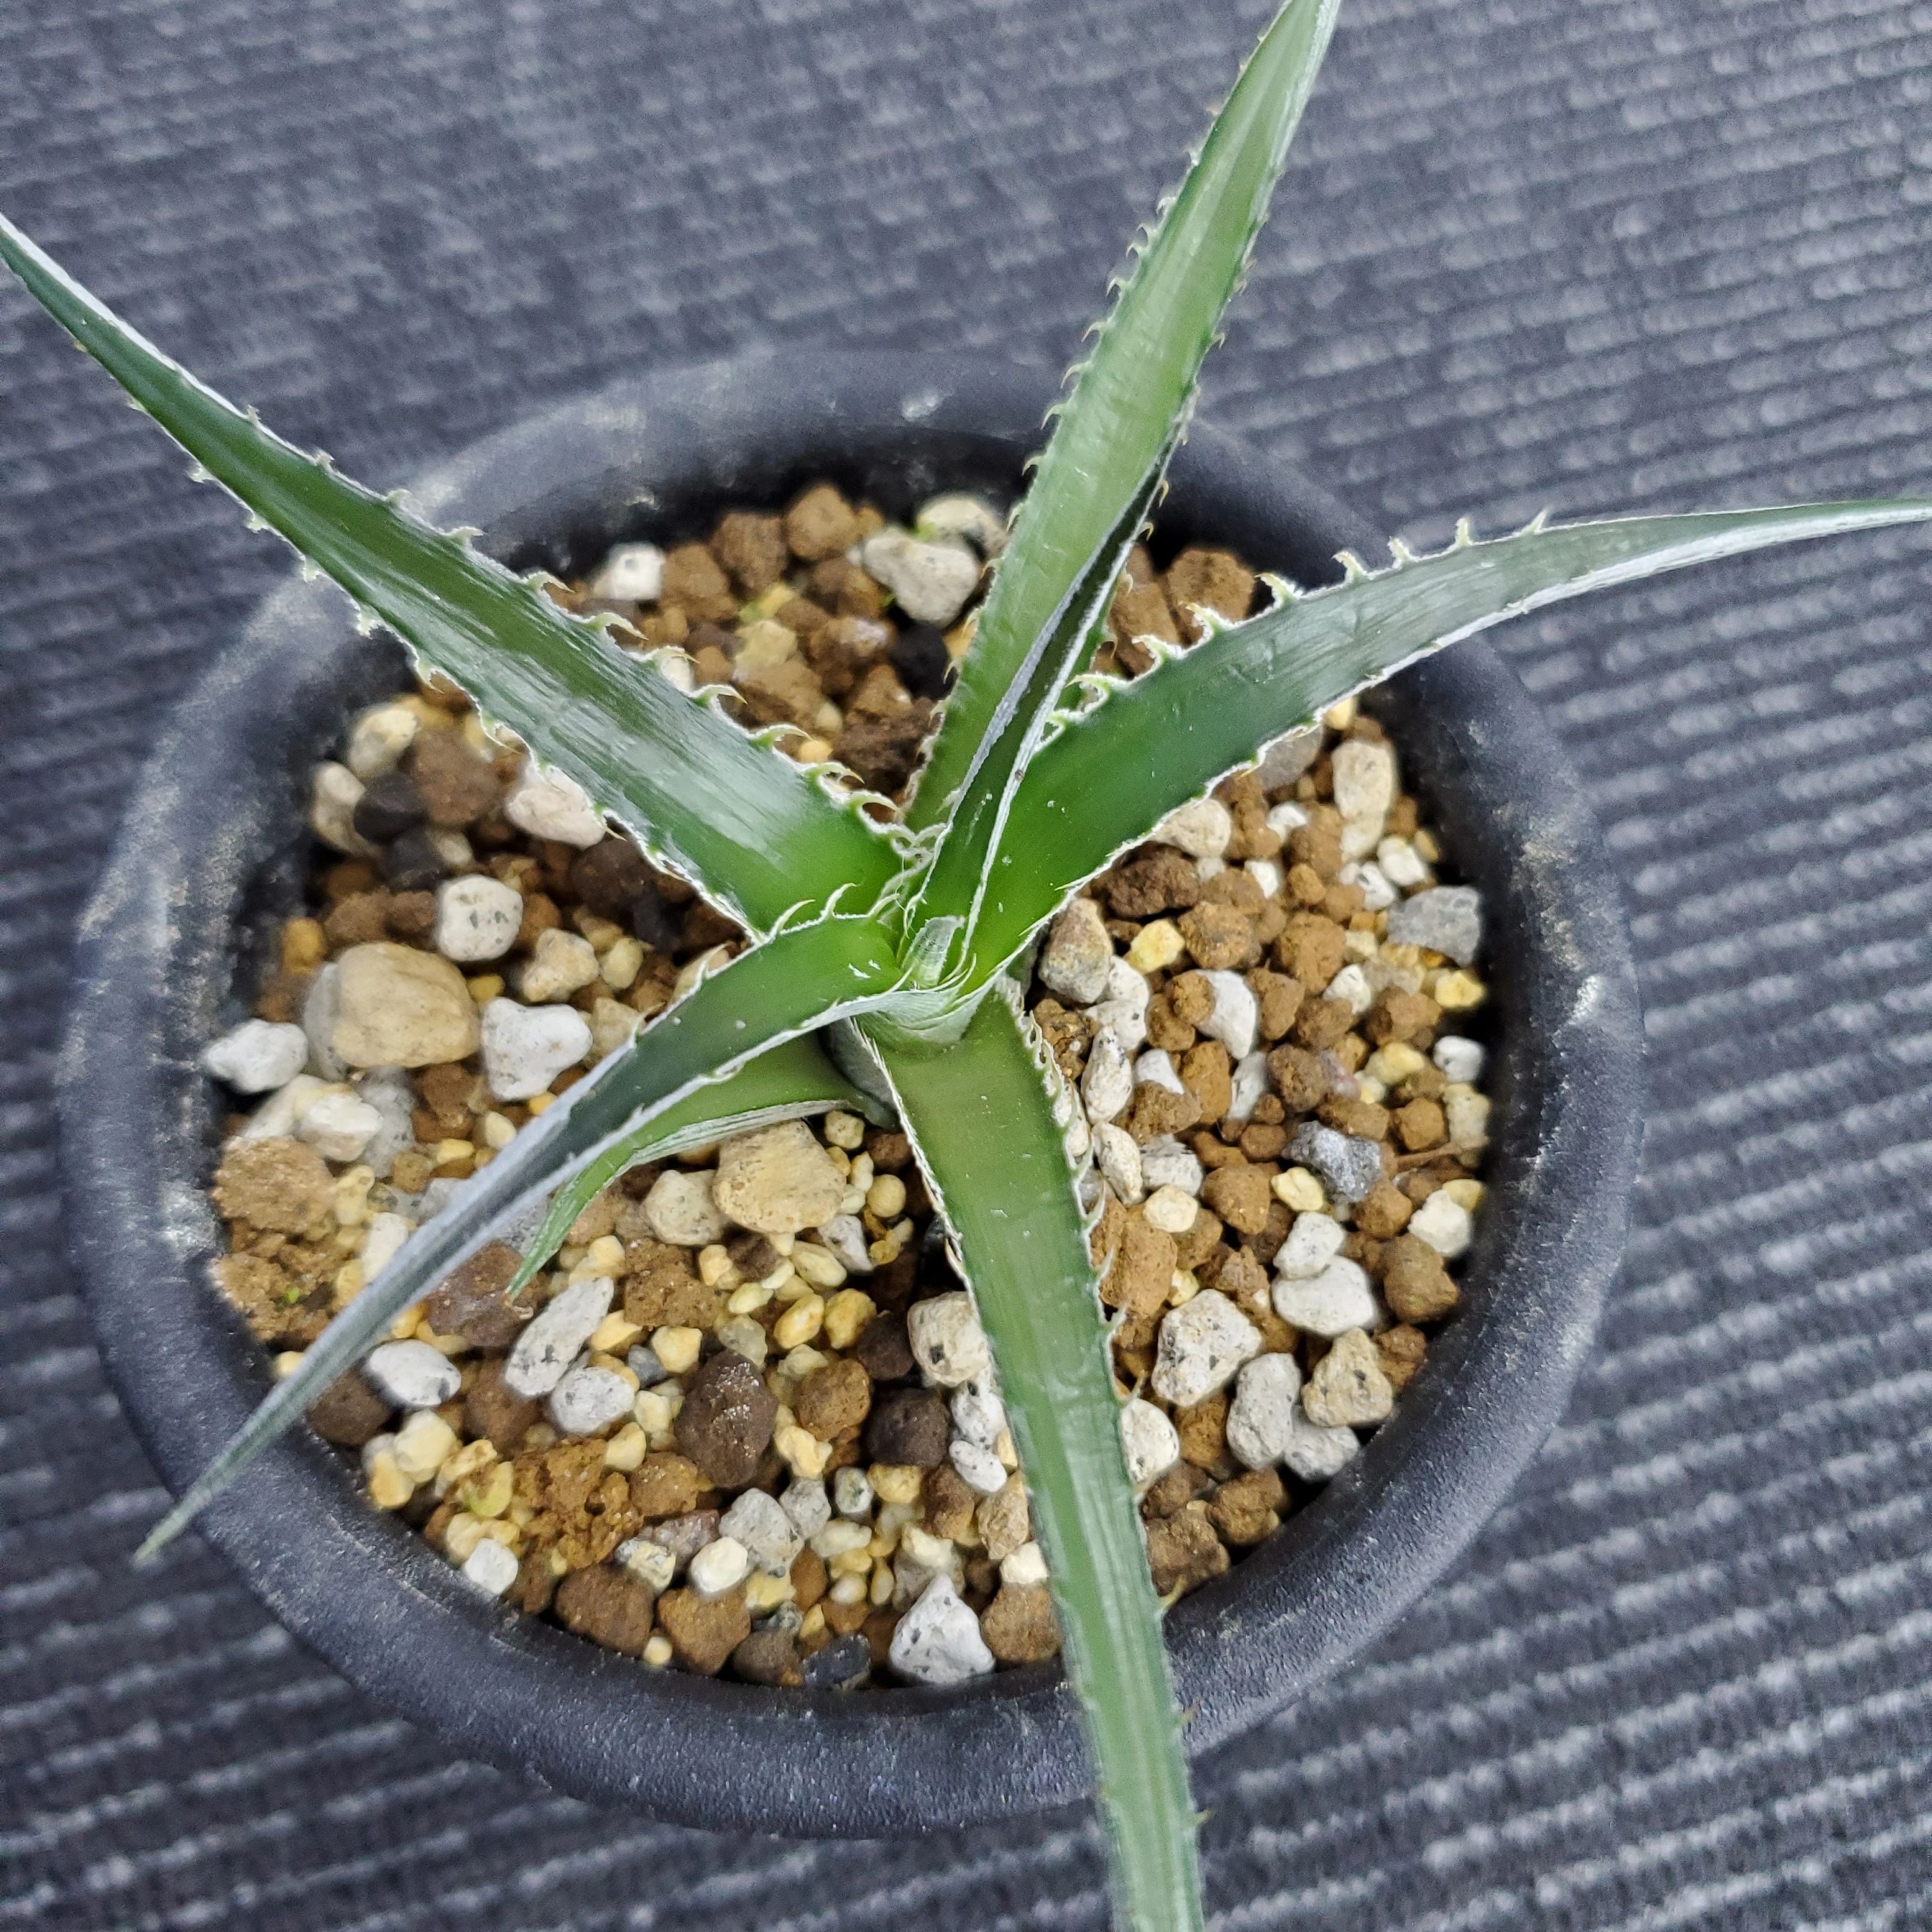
[{"xmin": 204, "ymin": 482, "xmax": 1492, "ymax": 1687}]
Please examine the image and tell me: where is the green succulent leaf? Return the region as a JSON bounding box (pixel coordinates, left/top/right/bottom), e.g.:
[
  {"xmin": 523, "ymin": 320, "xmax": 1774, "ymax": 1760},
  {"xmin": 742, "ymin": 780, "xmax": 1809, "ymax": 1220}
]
[
  {"xmin": 502, "ymin": 1032, "xmax": 887, "ymax": 1301},
  {"xmin": 0, "ymin": 213, "xmax": 901, "ymax": 935},
  {"xmin": 868, "ymin": 992, "xmax": 1202, "ymax": 1932},
  {"xmin": 902, "ymin": 0, "xmax": 1342, "ymax": 836},
  {"xmin": 136, "ymin": 915, "xmax": 905, "ymax": 1562},
  {"xmin": 903, "ymin": 469, "xmax": 1165, "ymax": 946},
  {"xmin": 969, "ymin": 496, "xmax": 1932, "ymax": 981}
]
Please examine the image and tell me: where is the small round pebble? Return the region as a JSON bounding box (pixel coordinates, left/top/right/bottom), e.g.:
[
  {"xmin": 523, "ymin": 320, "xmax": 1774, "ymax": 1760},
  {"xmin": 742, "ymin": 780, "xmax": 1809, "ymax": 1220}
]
[
  {"xmin": 1272, "ymin": 1257, "xmax": 1378, "ymax": 1338},
  {"xmin": 889, "ymin": 1575, "xmax": 995, "ymax": 1685},
  {"xmin": 479, "ymin": 996, "xmax": 593, "ymax": 1103},
  {"xmin": 689, "ymin": 1536, "xmax": 752, "ymax": 1598},
  {"xmin": 201, "ymin": 1019, "xmax": 309, "ymax": 1094},
  {"xmin": 907, "ymin": 1292, "xmax": 990, "ymax": 1389},
  {"xmin": 504, "ymin": 1275, "xmax": 614, "ymax": 1398},
  {"xmin": 1151, "ymin": 1291, "xmax": 1261, "ymax": 1409},
  {"xmin": 548, "ymin": 1363, "xmax": 637, "ymax": 1436},
  {"xmin": 434, "ymin": 875, "xmax": 523, "ymax": 963},
  {"xmin": 1119, "ymin": 1396, "xmax": 1181, "ymax": 1489},
  {"xmin": 458, "ymin": 1538, "xmax": 520, "ymax": 1598},
  {"xmin": 363, "ymin": 1338, "xmax": 462, "ymax": 1410}
]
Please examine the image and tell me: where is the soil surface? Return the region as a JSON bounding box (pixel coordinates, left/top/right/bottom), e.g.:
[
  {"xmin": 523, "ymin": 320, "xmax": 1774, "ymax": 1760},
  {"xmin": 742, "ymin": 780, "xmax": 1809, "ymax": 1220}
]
[{"xmin": 201, "ymin": 483, "xmax": 1492, "ymax": 1689}]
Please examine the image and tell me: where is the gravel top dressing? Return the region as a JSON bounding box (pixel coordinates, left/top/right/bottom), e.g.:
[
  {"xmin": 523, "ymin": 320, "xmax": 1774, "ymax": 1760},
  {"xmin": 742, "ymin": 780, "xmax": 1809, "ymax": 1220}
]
[{"xmin": 201, "ymin": 481, "xmax": 1491, "ymax": 1690}]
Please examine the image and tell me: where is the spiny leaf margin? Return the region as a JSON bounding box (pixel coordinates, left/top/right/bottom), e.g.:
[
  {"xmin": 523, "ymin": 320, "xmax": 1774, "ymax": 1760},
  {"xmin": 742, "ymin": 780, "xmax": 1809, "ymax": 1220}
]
[
  {"xmin": 967, "ymin": 494, "xmax": 1932, "ymax": 983},
  {"xmin": 863, "ymin": 990, "xmax": 1203, "ymax": 1932},
  {"xmin": 0, "ymin": 211, "xmax": 903, "ymax": 937},
  {"xmin": 901, "ymin": 0, "xmax": 1343, "ymax": 834}
]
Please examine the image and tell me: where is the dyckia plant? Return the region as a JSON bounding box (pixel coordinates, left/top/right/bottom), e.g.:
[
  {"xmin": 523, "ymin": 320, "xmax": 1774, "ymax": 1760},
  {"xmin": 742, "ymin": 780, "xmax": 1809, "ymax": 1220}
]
[{"xmin": 6, "ymin": 0, "xmax": 1932, "ymax": 1924}]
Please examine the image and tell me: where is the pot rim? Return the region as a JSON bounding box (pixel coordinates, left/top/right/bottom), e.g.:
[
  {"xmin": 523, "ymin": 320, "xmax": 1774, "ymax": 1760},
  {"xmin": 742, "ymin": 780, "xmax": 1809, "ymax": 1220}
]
[{"xmin": 57, "ymin": 349, "xmax": 1644, "ymax": 1834}]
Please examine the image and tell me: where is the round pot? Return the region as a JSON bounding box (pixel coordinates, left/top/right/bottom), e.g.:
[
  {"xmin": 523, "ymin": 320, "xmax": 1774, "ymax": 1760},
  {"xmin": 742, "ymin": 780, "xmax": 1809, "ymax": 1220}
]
[{"xmin": 57, "ymin": 351, "xmax": 1643, "ymax": 1835}]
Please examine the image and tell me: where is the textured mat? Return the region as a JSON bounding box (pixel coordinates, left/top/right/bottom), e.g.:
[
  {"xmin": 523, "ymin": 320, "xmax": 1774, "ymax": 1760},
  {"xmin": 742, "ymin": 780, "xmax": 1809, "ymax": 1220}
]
[{"xmin": 4, "ymin": 0, "xmax": 1931, "ymax": 1926}]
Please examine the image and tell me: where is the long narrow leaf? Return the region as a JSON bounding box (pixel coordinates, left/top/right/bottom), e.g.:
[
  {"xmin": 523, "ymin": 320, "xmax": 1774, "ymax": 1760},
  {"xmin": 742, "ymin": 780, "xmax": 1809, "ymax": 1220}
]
[
  {"xmin": 970, "ymin": 496, "xmax": 1932, "ymax": 981},
  {"xmin": 137, "ymin": 916, "xmax": 905, "ymax": 1560},
  {"xmin": 502, "ymin": 1032, "xmax": 886, "ymax": 1300},
  {"xmin": 869, "ymin": 992, "xmax": 1202, "ymax": 1932},
  {"xmin": 903, "ymin": 469, "xmax": 1165, "ymax": 942},
  {"xmin": 0, "ymin": 213, "xmax": 901, "ymax": 935},
  {"xmin": 902, "ymin": 0, "xmax": 1341, "ymax": 832}
]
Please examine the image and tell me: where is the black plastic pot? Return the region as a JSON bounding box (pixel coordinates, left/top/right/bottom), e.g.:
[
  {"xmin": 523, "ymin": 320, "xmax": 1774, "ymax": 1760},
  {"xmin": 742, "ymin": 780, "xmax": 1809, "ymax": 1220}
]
[{"xmin": 58, "ymin": 351, "xmax": 1643, "ymax": 1835}]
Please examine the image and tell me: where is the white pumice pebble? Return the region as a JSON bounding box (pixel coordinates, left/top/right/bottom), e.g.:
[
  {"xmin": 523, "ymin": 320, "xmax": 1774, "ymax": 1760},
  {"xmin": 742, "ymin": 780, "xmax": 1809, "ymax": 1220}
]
[
  {"xmin": 296, "ymin": 1089, "xmax": 383, "ymax": 1163},
  {"xmin": 302, "ymin": 964, "xmax": 345, "ymax": 1080},
  {"xmin": 1354, "ymin": 861, "xmax": 1397, "ymax": 912},
  {"xmin": 1153, "ymin": 796, "xmax": 1232, "ymax": 858},
  {"xmin": 480, "ymin": 997, "xmax": 592, "ymax": 1102},
  {"xmin": 1088, "ymin": 954, "xmax": 1151, "ymax": 1055},
  {"xmin": 309, "ymin": 761, "xmax": 374, "ymax": 856},
  {"xmin": 859, "ymin": 529, "xmax": 982, "ymax": 626},
  {"xmin": 1445, "ymin": 1088, "xmax": 1492, "ymax": 1146},
  {"xmin": 1326, "ymin": 963, "xmax": 1375, "ymax": 1016},
  {"xmin": 916, "ymin": 492, "xmax": 1008, "ymax": 556},
  {"xmin": 1038, "ymin": 897, "xmax": 1114, "ymax": 1006},
  {"xmin": 817, "ymin": 1214, "xmax": 875, "ymax": 1276},
  {"xmin": 951, "ymin": 1379, "xmax": 1006, "ymax": 1449},
  {"xmin": 344, "ymin": 702, "xmax": 418, "ymax": 779},
  {"xmin": 1332, "ymin": 738, "xmax": 1397, "ymax": 860},
  {"xmin": 364, "ymin": 1340, "xmax": 461, "ymax": 1410},
  {"xmin": 1194, "ymin": 855, "xmax": 1226, "ymax": 883},
  {"xmin": 1080, "ymin": 1028, "xmax": 1135, "ymax": 1123},
  {"xmin": 1134, "ymin": 1048, "xmax": 1185, "ymax": 1096},
  {"xmin": 689, "ymin": 1536, "xmax": 751, "ymax": 1598},
  {"xmin": 548, "ymin": 1365, "xmax": 636, "ymax": 1436},
  {"xmin": 588, "ymin": 541, "xmax": 665, "ymax": 602},
  {"xmin": 1000, "ymin": 1542, "xmax": 1049, "ymax": 1589},
  {"xmin": 1142, "ymin": 1185, "xmax": 1199, "ymax": 1234},
  {"xmin": 1092, "ymin": 1122, "xmax": 1144, "ymax": 1205},
  {"xmin": 949, "ymin": 1438, "xmax": 1009, "ymax": 1495},
  {"xmin": 201, "ymin": 1020, "xmax": 309, "ymax": 1094},
  {"xmin": 1273, "ymin": 1257, "xmax": 1379, "ymax": 1338},
  {"xmin": 780, "ymin": 1478, "xmax": 831, "ymax": 1540},
  {"xmin": 505, "ymin": 1275, "xmax": 613, "ymax": 1397},
  {"xmin": 1377, "ymin": 835, "xmax": 1430, "ymax": 888},
  {"xmin": 1151, "ymin": 1291, "xmax": 1262, "ymax": 1408},
  {"xmin": 1119, "ymin": 1397, "xmax": 1181, "ymax": 1489},
  {"xmin": 1386, "ymin": 885, "xmax": 1482, "ymax": 965},
  {"xmin": 459, "ymin": 1538, "xmax": 520, "ymax": 1598},
  {"xmin": 1138, "ymin": 1135, "xmax": 1204, "ymax": 1197},
  {"xmin": 1407, "ymin": 1190, "xmax": 1474, "ymax": 1259},
  {"xmin": 616, "ymin": 1537, "xmax": 677, "ymax": 1592},
  {"xmin": 360, "ymin": 1211, "xmax": 411, "ymax": 1283},
  {"xmin": 1280, "ymin": 1409, "xmax": 1361, "ymax": 1482},
  {"xmin": 1273, "ymin": 1211, "xmax": 1347, "ymax": 1279},
  {"xmin": 1266, "ymin": 800, "xmax": 1309, "ymax": 838},
  {"xmin": 1226, "ymin": 1050, "xmax": 1271, "ymax": 1125},
  {"xmin": 908, "ymin": 1292, "xmax": 990, "ymax": 1388},
  {"xmin": 352, "ymin": 1068, "xmax": 415, "ymax": 1178},
  {"xmin": 1197, "ymin": 969, "xmax": 1259, "ymax": 1059},
  {"xmin": 1433, "ymin": 1035, "xmax": 1485, "ymax": 1084},
  {"xmin": 832, "ymin": 1466, "xmax": 875, "ymax": 1519},
  {"xmin": 238, "ymin": 1072, "xmax": 330, "ymax": 1142},
  {"xmin": 889, "ymin": 1575, "xmax": 994, "ymax": 1685},
  {"xmin": 504, "ymin": 763, "xmax": 606, "ymax": 847},
  {"xmin": 434, "ymin": 875, "xmax": 523, "ymax": 963},
  {"xmin": 1245, "ymin": 857, "xmax": 1284, "ymax": 900},
  {"xmin": 719, "ymin": 1489, "xmax": 804, "ymax": 1575},
  {"xmin": 1226, "ymin": 1352, "xmax": 1306, "ymax": 1471},
  {"xmin": 518, "ymin": 928, "xmax": 600, "ymax": 1003}
]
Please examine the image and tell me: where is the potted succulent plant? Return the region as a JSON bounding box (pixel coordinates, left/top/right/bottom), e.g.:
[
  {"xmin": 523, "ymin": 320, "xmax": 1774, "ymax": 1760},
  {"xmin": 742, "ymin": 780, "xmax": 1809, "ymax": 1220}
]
[{"xmin": 15, "ymin": 1, "xmax": 1932, "ymax": 1926}]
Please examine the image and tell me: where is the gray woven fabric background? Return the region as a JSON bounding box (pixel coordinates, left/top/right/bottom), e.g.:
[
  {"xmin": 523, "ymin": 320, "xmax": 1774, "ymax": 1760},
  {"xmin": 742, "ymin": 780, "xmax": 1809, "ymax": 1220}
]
[{"xmin": 4, "ymin": 0, "xmax": 1931, "ymax": 1924}]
